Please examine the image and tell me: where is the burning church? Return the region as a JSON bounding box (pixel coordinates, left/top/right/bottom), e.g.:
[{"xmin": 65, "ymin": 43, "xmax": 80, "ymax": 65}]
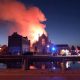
[{"xmin": 33, "ymin": 33, "xmax": 52, "ymax": 53}]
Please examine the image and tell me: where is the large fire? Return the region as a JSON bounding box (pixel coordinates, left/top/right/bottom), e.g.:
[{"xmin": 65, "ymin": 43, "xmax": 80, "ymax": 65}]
[{"xmin": 0, "ymin": 0, "xmax": 47, "ymax": 44}]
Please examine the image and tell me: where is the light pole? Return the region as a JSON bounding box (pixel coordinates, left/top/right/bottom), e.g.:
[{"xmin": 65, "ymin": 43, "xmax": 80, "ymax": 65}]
[{"xmin": 0, "ymin": 47, "xmax": 2, "ymax": 53}]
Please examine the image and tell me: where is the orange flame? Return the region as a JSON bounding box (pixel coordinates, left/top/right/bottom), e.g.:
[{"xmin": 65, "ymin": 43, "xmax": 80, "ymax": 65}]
[{"xmin": 0, "ymin": 0, "xmax": 47, "ymax": 44}]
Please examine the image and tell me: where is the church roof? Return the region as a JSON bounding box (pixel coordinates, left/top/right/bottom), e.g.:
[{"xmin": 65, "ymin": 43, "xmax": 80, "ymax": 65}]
[{"xmin": 40, "ymin": 33, "xmax": 47, "ymax": 38}]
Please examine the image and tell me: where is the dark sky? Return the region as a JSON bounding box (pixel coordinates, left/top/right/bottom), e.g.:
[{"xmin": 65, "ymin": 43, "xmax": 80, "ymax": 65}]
[{"xmin": 0, "ymin": 0, "xmax": 80, "ymax": 46}]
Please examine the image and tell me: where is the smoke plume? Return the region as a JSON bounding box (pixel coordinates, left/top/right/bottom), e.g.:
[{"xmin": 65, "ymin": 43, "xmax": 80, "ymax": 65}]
[{"xmin": 0, "ymin": 0, "xmax": 47, "ymax": 44}]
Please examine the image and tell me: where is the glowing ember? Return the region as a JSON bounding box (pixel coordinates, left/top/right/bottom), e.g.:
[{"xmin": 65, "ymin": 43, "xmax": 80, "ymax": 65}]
[{"xmin": 0, "ymin": 0, "xmax": 47, "ymax": 45}]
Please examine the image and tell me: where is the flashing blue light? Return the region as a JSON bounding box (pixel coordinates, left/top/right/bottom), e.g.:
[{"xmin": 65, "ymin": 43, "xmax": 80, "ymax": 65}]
[{"xmin": 52, "ymin": 47, "xmax": 56, "ymax": 51}]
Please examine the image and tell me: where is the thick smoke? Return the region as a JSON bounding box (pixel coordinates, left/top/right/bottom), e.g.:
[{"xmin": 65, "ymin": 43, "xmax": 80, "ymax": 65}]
[{"xmin": 0, "ymin": 0, "xmax": 47, "ymax": 44}]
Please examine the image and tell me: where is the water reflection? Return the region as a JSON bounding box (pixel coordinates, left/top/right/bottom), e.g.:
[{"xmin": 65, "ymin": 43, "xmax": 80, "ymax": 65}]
[{"xmin": 26, "ymin": 77, "xmax": 80, "ymax": 80}]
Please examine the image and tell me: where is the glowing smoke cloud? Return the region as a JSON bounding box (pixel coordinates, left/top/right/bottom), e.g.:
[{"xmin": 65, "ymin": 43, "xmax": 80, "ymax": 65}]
[{"xmin": 0, "ymin": 0, "xmax": 47, "ymax": 45}]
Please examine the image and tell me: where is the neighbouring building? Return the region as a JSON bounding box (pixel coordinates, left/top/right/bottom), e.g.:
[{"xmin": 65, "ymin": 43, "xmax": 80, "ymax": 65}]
[
  {"xmin": 55, "ymin": 44, "xmax": 70, "ymax": 55},
  {"xmin": 8, "ymin": 32, "xmax": 30, "ymax": 55}
]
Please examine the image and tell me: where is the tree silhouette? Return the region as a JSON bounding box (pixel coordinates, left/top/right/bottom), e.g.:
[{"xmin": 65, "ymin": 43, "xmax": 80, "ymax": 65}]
[{"xmin": 71, "ymin": 45, "xmax": 75, "ymax": 50}]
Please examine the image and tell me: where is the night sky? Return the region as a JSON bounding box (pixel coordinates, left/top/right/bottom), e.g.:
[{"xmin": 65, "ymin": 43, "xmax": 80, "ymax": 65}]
[{"xmin": 0, "ymin": 0, "xmax": 80, "ymax": 46}]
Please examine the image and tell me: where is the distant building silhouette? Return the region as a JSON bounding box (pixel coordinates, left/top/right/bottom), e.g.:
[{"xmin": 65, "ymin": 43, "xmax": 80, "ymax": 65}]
[
  {"xmin": 55, "ymin": 44, "xmax": 70, "ymax": 55},
  {"xmin": 8, "ymin": 32, "xmax": 30, "ymax": 55},
  {"xmin": 56, "ymin": 44, "xmax": 70, "ymax": 50}
]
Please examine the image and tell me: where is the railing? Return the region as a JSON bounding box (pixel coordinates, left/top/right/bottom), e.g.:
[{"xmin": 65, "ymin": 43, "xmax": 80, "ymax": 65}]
[{"xmin": 0, "ymin": 54, "xmax": 80, "ymax": 70}]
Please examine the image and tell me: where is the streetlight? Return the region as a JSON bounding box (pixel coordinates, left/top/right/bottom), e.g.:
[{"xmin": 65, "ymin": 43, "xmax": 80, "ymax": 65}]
[
  {"xmin": 47, "ymin": 45, "xmax": 50, "ymax": 48},
  {"xmin": 0, "ymin": 47, "xmax": 2, "ymax": 52}
]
